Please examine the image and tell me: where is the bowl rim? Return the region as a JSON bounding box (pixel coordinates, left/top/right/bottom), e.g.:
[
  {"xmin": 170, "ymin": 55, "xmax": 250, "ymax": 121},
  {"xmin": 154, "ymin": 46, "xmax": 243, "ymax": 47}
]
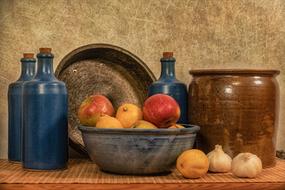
[{"xmin": 78, "ymin": 124, "xmax": 200, "ymax": 135}]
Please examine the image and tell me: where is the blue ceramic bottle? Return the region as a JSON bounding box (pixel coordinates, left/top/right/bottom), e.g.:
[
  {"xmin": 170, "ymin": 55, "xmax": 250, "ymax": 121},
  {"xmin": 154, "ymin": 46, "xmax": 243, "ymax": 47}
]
[
  {"xmin": 148, "ymin": 52, "xmax": 188, "ymax": 124},
  {"xmin": 23, "ymin": 48, "xmax": 68, "ymax": 170},
  {"xmin": 8, "ymin": 53, "xmax": 36, "ymax": 162}
]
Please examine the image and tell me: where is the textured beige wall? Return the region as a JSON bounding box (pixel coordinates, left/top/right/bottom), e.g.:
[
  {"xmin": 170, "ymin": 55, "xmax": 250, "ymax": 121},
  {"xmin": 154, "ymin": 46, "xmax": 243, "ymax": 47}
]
[{"xmin": 0, "ymin": 0, "xmax": 284, "ymax": 158}]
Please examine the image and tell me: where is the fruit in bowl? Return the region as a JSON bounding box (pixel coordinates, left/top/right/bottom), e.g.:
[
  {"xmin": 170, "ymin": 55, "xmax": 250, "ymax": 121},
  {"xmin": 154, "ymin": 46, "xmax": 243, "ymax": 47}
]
[
  {"xmin": 131, "ymin": 120, "xmax": 157, "ymax": 129},
  {"xmin": 116, "ymin": 103, "xmax": 143, "ymax": 128},
  {"xmin": 143, "ymin": 94, "xmax": 180, "ymax": 128},
  {"xmin": 78, "ymin": 95, "xmax": 114, "ymax": 126},
  {"xmin": 169, "ymin": 124, "xmax": 185, "ymax": 129},
  {"xmin": 96, "ymin": 115, "xmax": 123, "ymax": 129},
  {"xmin": 79, "ymin": 124, "xmax": 200, "ymax": 175},
  {"xmin": 77, "ymin": 93, "xmax": 200, "ymax": 175}
]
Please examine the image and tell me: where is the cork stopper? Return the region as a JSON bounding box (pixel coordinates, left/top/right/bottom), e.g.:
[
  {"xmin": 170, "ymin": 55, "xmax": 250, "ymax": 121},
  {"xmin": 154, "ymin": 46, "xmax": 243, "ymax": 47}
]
[
  {"xmin": 39, "ymin": 48, "xmax": 52, "ymax": 53},
  {"xmin": 163, "ymin": 52, "xmax": 173, "ymax": 58},
  {"xmin": 23, "ymin": 53, "xmax": 34, "ymax": 59}
]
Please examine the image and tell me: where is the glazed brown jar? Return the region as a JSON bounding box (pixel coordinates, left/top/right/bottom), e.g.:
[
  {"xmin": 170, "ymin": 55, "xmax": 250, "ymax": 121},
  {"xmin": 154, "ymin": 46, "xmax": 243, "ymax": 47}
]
[{"xmin": 188, "ymin": 69, "xmax": 280, "ymax": 168}]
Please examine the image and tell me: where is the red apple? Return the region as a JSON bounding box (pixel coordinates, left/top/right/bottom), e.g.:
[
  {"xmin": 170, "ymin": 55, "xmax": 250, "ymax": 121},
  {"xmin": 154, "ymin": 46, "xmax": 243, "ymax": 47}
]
[
  {"xmin": 78, "ymin": 95, "xmax": 114, "ymax": 126},
  {"xmin": 143, "ymin": 94, "xmax": 180, "ymax": 128}
]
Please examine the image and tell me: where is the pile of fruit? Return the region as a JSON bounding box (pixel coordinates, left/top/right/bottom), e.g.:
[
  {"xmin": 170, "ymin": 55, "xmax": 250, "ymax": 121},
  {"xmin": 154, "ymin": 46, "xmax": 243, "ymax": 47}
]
[
  {"xmin": 78, "ymin": 93, "xmax": 263, "ymax": 179},
  {"xmin": 78, "ymin": 94, "xmax": 184, "ymax": 129}
]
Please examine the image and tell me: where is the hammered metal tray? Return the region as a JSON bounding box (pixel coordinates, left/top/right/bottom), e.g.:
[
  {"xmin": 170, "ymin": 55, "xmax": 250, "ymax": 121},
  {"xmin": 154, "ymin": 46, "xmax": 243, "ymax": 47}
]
[{"xmin": 55, "ymin": 44, "xmax": 155, "ymax": 155}]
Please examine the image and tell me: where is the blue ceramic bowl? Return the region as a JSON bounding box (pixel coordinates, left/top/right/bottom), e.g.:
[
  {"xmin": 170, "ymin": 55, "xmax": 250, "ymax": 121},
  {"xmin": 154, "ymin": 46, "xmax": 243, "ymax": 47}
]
[{"xmin": 79, "ymin": 124, "xmax": 200, "ymax": 175}]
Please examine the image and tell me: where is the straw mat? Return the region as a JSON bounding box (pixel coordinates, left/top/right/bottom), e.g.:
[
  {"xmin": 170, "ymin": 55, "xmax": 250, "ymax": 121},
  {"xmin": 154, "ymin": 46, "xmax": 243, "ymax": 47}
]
[{"xmin": 0, "ymin": 159, "xmax": 284, "ymax": 184}]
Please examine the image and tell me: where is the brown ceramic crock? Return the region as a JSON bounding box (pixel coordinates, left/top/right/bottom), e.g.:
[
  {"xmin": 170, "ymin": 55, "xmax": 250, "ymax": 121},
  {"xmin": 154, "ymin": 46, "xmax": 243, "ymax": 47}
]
[{"xmin": 188, "ymin": 69, "xmax": 280, "ymax": 168}]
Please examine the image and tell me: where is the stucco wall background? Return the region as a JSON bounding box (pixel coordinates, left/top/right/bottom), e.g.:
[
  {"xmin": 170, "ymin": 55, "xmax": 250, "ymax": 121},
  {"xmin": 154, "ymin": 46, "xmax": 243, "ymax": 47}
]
[{"xmin": 0, "ymin": 0, "xmax": 284, "ymax": 158}]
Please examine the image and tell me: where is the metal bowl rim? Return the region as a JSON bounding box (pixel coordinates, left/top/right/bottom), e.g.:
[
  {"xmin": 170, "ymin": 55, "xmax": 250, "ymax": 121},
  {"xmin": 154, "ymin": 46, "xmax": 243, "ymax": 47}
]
[{"xmin": 78, "ymin": 124, "xmax": 200, "ymax": 135}]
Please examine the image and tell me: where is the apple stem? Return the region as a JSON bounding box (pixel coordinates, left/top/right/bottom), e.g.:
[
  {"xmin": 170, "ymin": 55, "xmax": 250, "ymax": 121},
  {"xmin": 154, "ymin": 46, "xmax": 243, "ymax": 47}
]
[{"xmin": 123, "ymin": 107, "xmax": 128, "ymax": 112}]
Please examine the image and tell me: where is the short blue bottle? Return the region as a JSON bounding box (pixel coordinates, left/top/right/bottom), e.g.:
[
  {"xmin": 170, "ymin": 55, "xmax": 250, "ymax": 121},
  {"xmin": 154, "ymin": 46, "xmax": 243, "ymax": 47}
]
[
  {"xmin": 148, "ymin": 52, "xmax": 188, "ymax": 124},
  {"xmin": 23, "ymin": 48, "xmax": 68, "ymax": 170},
  {"xmin": 8, "ymin": 53, "xmax": 36, "ymax": 162}
]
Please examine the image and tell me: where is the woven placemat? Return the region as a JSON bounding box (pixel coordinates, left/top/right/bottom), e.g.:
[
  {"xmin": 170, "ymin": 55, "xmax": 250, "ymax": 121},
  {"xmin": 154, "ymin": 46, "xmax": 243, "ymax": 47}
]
[{"xmin": 0, "ymin": 159, "xmax": 284, "ymax": 184}]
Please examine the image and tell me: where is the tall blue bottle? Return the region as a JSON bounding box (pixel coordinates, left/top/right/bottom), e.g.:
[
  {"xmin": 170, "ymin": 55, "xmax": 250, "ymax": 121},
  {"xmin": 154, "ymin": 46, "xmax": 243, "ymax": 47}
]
[
  {"xmin": 148, "ymin": 52, "xmax": 188, "ymax": 124},
  {"xmin": 8, "ymin": 53, "xmax": 36, "ymax": 162},
  {"xmin": 23, "ymin": 48, "xmax": 68, "ymax": 170}
]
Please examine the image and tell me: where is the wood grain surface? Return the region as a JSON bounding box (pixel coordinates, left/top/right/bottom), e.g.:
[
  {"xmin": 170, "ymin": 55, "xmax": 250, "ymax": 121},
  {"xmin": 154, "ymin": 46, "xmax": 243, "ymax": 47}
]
[
  {"xmin": 1, "ymin": 159, "xmax": 285, "ymax": 184},
  {"xmin": 1, "ymin": 183, "xmax": 285, "ymax": 190},
  {"xmin": 1, "ymin": 159, "xmax": 285, "ymax": 190}
]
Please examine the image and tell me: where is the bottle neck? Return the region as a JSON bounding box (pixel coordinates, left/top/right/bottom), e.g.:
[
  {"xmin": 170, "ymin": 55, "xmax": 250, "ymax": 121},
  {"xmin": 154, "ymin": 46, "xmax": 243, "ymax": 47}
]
[
  {"xmin": 19, "ymin": 60, "xmax": 36, "ymax": 81},
  {"xmin": 34, "ymin": 57, "xmax": 55, "ymax": 80},
  {"xmin": 159, "ymin": 60, "xmax": 176, "ymax": 79}
]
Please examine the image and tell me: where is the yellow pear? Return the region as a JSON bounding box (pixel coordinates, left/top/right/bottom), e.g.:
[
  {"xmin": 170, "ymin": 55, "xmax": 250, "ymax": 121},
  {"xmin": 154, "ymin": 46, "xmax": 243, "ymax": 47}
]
[
  {"xmin": 131, "ymin": 120, "xmax": 157, "ymax": 129},
  {"xmin": 176, "ymin": 149, "xmax": 209, "ymax": 179},
  {"xmin": 116, "ymin": 103, "xmax": 143, "ymax": 128},
  {"xmin": 169, "ymin": 124, "xmax": 185, "ymax": 129},
  {"xmin": 96, "ymin": 115, "xmax": 123, "ymax": 128}
]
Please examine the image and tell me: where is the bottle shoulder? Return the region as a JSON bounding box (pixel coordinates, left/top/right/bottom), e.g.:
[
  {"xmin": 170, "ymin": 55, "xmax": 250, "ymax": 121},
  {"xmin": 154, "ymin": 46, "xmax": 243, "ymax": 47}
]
[
  {"xmin": 24, "ymin": 78, "xmax": 65, "ymax": 86},
  {"xmin": 8, "ymin": 82, "xmax": 23, "ymax": 95},
  {"xmin": 9, "ymin": 80, "xmax": 24, "ymax": 87},
  {"xmin": 23, "ymin": 79, "xmax": 67, "ymax": 94},
  {"xmin": 8, "ymin": 80, "xmax": 25, "ymax": 90},
  {"xmin": 150, "ymin": 79, "xmax": 187, "ymax": 87}
]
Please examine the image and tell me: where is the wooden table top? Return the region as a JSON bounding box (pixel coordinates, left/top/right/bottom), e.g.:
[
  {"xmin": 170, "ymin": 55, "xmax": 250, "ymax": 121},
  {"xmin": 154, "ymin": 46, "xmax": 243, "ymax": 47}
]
[{"xmin": 1, "ymin": 159, "xmax": 285, "ymax": 190}]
